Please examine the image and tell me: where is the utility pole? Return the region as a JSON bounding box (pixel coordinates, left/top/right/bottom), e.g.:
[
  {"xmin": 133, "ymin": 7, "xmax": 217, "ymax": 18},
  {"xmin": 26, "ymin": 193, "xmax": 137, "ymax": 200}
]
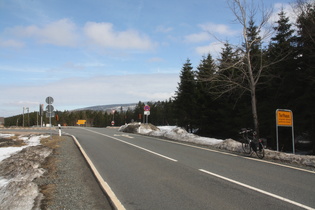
[{"xmin": 23, "ymin": 107, "xmax": 25, "ymax": 127}]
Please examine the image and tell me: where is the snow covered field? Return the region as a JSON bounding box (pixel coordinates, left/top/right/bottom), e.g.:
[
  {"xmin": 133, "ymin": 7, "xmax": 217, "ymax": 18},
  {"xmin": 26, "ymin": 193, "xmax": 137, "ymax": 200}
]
[{"xmin": 119, "ymin": 123, "xmax": 315, "ymax": 168}]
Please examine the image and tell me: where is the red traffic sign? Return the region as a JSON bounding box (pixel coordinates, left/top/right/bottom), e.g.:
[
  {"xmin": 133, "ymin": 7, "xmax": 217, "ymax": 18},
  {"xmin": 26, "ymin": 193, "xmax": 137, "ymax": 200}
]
[
  {"xmin": 111, "ymin": 121, "xmax": 115, "ymax": 126},
  {"xmin": 144, "ymin": 105, "xmax": 150, "ymax": 111}
]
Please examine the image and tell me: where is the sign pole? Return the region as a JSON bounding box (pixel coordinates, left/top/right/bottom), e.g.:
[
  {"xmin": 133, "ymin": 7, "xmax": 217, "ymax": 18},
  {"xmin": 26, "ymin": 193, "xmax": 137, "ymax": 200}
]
[
  {"xmin": 291, "ymin": 113, "xmax": 295, "ymax": 154},
  {"xmin": 49, "ymin": 115, "xmax": 52, "ymax": 138},
  {"xmin": 46, "ymin": 96, "xmax": 54, "ymax": 139},
  {"xmin": 143, "ymin": 105, "xmax": 151, "ymax": 124}
]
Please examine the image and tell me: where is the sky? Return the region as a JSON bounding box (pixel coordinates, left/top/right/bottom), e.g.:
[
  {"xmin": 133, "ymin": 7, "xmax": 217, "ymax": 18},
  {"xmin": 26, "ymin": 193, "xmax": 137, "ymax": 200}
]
[{"xmin": 0, "ymin": 0, "xmax": 295, "ymax": 117}]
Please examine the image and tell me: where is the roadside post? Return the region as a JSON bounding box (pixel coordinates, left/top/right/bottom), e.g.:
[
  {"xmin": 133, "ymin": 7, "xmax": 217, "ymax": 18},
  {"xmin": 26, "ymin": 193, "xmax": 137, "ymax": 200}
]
[
  {"xmin": 58, "ymin": 124, "xmax": 61, "ymax": 137},
  {"xmin": 39, "ymin": 104, "xmax": 44, "ymax": 127},
  {"xmin": 276, "ymin": 109, "xmax": 295, "ymax": 154}
]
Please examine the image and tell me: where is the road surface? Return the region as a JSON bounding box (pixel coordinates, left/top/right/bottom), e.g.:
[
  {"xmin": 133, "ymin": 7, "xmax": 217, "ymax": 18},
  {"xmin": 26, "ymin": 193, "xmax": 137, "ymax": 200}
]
[{"xmin": 60, "ymin": 127, "xmax": 315, "ymax": 210}]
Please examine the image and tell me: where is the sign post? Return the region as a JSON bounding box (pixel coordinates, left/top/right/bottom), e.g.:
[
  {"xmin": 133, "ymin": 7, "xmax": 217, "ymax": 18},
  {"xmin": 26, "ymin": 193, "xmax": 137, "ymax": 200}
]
[
  {"xmin": 144, "ymin": 105, "xmax": 150, "ymax": 124},
  {"xmin": 276, "ymin": 109, "xmax": 295, "ymax": 154},
  {"xmin": 46, "ymin": 96, "xmax": 54, "ymax": 139},
  {"xmin": 39, "ymin": 104, "xmax": 44, "ymax": 127}
]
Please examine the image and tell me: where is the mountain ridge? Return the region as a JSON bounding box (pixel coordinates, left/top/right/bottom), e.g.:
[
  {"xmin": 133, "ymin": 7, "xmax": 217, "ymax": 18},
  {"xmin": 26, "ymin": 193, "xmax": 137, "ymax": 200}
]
[{"xmin": 73, "ymin": 103, "xmax": 138, "ymax": 112}]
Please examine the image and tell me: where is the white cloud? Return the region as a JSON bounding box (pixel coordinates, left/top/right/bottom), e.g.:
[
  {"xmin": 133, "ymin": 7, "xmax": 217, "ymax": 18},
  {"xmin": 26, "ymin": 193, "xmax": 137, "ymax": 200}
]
[
  {"xmin": 270, "ymin": 3, "xmax": 297, "ymax": 25},
  {"xmin": 0, "ymin": 39, "xmax": 24, "ymax": 48},
  {"xmin": 147, "ymin": 57, "xmax": 164, "ymax": 63},
  {"xmin": 195, "ymin": 41, "xmax": 224, "ymax": 57},
  {"xmin": 0, "ymin": 74, "xmax": 179, "ymax": 117},
  {"xmin": 3, "ymin": 19, "xmax": 155, "ymax": 51},
  {"xmin": 36, "ymin": 19, "xmax": 79, "ymax": 46},
  {"xmin": 185, "ymin": 22, "xmax": 238, "ymax": 44},
  {"xmin": 6, "ymin": 19, "xmax": 78, "ymax": 47},
  {"xmin": 184, "ymin": 32, "xmax": 211, "ymax": 43},
  {"xmin": 199, "ymin": 23, "xmax": 238, "ymax": 36},
  {"xmin": 84, "ymin": 22, "xmax": 155, "ymax": 50},
  {"xmin": 155, "ymin": 25, "xmax": 173, "ymax": 33}
]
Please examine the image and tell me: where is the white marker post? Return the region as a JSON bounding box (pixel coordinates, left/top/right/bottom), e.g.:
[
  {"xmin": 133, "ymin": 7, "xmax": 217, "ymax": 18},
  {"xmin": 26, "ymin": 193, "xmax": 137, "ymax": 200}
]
[{"xmin": 58, "ymin": 124, "xmax": 61, "ymax": 137}]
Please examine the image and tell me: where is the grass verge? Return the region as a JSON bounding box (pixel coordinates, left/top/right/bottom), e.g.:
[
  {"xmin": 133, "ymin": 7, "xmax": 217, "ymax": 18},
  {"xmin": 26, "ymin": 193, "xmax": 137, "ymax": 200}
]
[{"xmin": 38, "ymin": 135, "xmax": 66, "ymax": 209}]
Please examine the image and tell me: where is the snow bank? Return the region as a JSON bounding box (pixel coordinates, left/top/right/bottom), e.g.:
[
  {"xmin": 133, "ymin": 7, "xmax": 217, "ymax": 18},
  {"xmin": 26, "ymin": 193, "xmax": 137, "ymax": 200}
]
[
  {"xmin": 0, "ymin": 134, "xmax": 43, "ymax": 162},
  {"xmin": 0, "ymin": 134, "xmax": 15, "ymax": 138},
  {"xmin": 120, "ymin": 123, "xmax": 223, "ymax": 146},
  {"xmin": 120, "ymin": 123, "xmax": 315, "ymax": 168},
  {"xmin": 0, "ymin": 134, "xmax": 52, "ymax": 210}
]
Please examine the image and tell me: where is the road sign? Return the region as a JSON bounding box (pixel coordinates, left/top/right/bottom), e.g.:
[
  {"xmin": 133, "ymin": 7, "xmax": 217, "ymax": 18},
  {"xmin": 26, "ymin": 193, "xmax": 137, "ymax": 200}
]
[
  {"xmin": 144, "ymin": 111, "xmax": 150, "ymax": 115},
  {"xmin": 77, "ymin": 120, "xmax": 86, "ymax": 125},
  {"xmin": 276, "ymin": 110, "xmax": 293, "ymax": 126},
  {"xmin": 46, "ymin": 105, "xmax": 54, "ymax": 113},
  {"xmin": 111, "ymin": 121, "xmax": 115, "ymax": 126},
  {"xmin": 144, "ymin": 105, "xmax": 150, "ymax": 111},
  {"xmin": 46, "ymin": 96, "xmax": 54, "ymax": 105},
  {"xmin": 276, "ymin": 109, "xmax": 295, "ymax": 154},
  {"xmin": 46, "ymin": 111, "xmax": 55, "ymax": 118}
]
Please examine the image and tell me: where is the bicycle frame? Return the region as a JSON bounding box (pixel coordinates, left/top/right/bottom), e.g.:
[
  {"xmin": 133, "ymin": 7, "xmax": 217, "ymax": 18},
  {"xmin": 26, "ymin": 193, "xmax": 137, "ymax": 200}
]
[{"xmin": 239, "ymin": 128, "xmax": 265, "ymax": 159}]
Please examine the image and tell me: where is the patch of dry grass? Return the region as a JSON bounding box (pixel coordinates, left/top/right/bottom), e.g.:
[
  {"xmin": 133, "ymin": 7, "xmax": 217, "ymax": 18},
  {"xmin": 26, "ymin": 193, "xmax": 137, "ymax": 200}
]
[
  {"xmin": 40, "ymin": 184, "xmax": 56, "ymax": 208},
  {"xmin": 40, "ymin": 135, "xmax": 65, "ymax": 149},
  {"xmin": 38, "ymin": 135, "xmax": 67, "ymax": 209},
  {"xmin": 0, "ymin": 134, "xmax": 21, "ymax": 147}
]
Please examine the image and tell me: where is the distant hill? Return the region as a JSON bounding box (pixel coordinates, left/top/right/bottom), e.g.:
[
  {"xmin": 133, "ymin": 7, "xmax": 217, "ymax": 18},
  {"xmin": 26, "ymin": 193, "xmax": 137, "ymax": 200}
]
[{"xmin": 73, "ymin": 103, "xmax": 138, "ymax": 112}]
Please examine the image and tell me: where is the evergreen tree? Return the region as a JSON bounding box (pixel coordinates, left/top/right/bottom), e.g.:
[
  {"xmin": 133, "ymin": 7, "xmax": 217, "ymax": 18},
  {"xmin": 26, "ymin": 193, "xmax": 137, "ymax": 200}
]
[
  {"xmin": 174, "ymin": 59, "xmax": 196, "ymax": 131},
  {"xmin": 195, "ymin": 54, "xmax": 217, "ymax": 136},
  {"xmin": 266, "ymin": 10, "xmax": 296, "ymax": 106},
  {"xmin": 295, "ymin": 0, "xmax": 315, "ymax": 153},
  {"xmin": 260, "ymin": 9, "xmax": 297, "ymax": 149}
]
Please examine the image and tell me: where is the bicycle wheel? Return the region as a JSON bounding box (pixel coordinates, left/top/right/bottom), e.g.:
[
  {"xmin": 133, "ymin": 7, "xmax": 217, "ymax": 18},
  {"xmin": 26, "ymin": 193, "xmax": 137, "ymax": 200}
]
[
  {"xmin": 242, "ymin": 142, "xmax": 251, "ymax": 154},
  {"xmin": 255, "ymin": 143, "xmax": 265, "ymax": 159}
]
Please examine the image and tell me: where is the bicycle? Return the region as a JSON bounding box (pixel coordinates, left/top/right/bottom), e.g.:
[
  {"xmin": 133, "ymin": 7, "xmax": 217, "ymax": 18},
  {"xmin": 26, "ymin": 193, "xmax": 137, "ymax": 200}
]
[{"xmin": 239, "ymin": 128, "xmax": 265, "ymax": 159}]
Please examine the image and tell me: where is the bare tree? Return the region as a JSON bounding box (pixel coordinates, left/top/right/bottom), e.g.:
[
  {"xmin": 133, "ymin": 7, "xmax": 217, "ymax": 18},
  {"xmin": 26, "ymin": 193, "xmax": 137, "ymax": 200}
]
[{"xmin": 208, "ymin": 0, "xmax": 273, "ymax": 136}]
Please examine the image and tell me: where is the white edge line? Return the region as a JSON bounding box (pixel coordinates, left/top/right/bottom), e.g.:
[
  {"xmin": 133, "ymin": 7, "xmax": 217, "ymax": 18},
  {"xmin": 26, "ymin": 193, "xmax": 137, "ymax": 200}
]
[
  {"xmin": 199, "ymin": 169, "xmax": 315, "ymax": 210},
  {"xmin": 71, "ymin": 135, "xmax": 126, "ymax": 210},
  {"xmin": 242, "ymin": 156, "xmax": 315, "ymax": 174}
]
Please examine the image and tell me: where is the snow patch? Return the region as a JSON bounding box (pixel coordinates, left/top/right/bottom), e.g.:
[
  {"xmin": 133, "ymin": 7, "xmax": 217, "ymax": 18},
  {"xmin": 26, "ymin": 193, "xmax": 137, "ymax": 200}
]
[
  {"xmin": 0, "ymin": 134, "xmax": 52, "ymax": 210},
  {"xmin": 0, "ymin": 134, "xmax": 15, "ymax": 138},
  {"xmin": 0, "ymin": 134, "xmax": 44, "ymax": 162},
  {"xmin": 121, "ymin": 123, "xmax": 224, "ymax": 146}
]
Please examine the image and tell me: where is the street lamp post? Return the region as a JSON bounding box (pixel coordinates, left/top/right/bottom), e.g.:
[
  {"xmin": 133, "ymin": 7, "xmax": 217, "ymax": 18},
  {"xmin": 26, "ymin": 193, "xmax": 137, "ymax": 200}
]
[{"xmin": 27, "ymin": 107, "xmax": 29, "ymax": 127}]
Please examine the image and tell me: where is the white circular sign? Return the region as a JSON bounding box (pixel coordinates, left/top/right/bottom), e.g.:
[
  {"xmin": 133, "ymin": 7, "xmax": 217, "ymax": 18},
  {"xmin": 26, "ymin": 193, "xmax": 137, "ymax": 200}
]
[{"xmin": 46, "ymin": 96, "xmax": 54, "ymax": 104}]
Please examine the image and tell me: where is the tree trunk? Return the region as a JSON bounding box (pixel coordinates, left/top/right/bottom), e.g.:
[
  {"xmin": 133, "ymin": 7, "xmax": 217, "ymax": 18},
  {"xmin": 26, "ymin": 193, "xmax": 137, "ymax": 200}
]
[{"xmin": 251, "ymin": 87, "xmax": 259, "ymax": 138}]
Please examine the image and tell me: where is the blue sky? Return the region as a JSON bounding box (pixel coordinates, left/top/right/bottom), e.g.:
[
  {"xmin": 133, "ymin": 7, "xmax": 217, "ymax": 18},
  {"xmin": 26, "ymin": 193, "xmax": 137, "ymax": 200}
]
[{"xmin": 0, "ymin": 0, "xmax": 294, "ymax": 117}]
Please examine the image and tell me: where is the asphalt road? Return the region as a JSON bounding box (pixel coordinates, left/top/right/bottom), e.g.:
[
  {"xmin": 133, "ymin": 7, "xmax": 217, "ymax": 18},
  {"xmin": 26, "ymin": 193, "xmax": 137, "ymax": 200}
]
[
  {"xmin": 3, "ymin": 126, "xmax": 312, "ymax": 209},
  {"xmin": 57, "ymin": 127, "xmax": 315, "ymax": 210}
]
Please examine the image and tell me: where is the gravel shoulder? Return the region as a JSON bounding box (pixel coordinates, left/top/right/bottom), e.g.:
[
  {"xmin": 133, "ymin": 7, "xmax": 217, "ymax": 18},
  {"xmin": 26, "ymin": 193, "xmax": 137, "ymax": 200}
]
[{"xmin": 36, "ymin": 135, "xmax": 112, "ymax": 209}]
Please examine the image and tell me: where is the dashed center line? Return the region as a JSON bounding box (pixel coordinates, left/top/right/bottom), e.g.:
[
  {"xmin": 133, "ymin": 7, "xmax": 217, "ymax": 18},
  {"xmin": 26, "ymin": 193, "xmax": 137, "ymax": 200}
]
[
  {"xmin": 113, "ymin": 134, "xmax": 134, "ymax": 138},
  {"xmin": 81, "ymin": 128, "xmax": 177, "ymax": 162}
]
